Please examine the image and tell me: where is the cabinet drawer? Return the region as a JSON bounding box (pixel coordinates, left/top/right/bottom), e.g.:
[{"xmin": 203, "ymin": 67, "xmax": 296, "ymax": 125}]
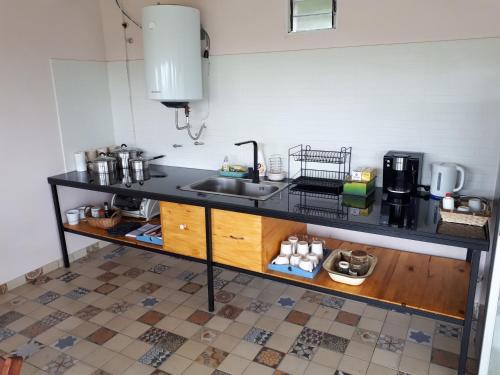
[
  {"xmin": 212, "ymin": 210, "xmax": 263, "ymax": 272},
  {"xmin": 160, "ymin": 202, "xmax": 206, "ymax": 259}
]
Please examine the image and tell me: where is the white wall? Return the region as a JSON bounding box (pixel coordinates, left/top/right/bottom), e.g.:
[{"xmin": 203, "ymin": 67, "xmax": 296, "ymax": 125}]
[
  {"xmin": 109, "ymin": 38, "xmax": 500, "ymax": 199},
  {"xmin": 0, "ymin": 0, "xmax": 108, "ymax": 284},
  {"xmin": 99, "ymin": 0, "xmax": 500, "ymax": 60},
  {"xmin": 51, "ymin": 59, "xmax": 116, "ymax": 170}
]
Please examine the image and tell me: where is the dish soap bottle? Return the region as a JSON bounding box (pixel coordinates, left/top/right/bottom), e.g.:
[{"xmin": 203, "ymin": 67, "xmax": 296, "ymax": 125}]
[
  {"xmin": 222, "ymin": 156, "xmax": 229, "ymax": 172},
  {"xmin": 257, "ymin": 147, "xmax": 266, "ymax": 177}
]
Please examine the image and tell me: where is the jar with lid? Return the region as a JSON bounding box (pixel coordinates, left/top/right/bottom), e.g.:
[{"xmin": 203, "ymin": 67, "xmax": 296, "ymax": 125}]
[{"xmin": 349, "ymin": 250, "xmax": 370, "ymax": 276}]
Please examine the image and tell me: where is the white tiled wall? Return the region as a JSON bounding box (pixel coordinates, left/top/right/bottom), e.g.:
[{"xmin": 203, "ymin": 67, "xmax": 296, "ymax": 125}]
[{"xmin": 108, "ymin": 37, "xmax": 500, "ymax": 199}]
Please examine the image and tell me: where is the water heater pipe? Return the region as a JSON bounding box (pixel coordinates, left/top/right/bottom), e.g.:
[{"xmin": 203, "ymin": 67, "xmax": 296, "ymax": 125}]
[{"xmin": 174, "ymin": 106, "xmax": 207, "ymax": 141}]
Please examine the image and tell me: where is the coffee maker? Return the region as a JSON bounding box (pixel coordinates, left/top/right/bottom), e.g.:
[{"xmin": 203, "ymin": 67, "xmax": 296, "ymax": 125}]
[{"xmin": 383, "ymin": 151, "xmax": 423, "ymax": 197}]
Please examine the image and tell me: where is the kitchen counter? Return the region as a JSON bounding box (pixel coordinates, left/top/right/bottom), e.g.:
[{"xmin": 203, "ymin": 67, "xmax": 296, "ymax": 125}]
[
  {"xmin": 48, "ymin": 164, "xmax": 495, "ymax": 374},
  {"xmin": 48, "ymin": 165, "xmax": 492, "ymax": 251}
]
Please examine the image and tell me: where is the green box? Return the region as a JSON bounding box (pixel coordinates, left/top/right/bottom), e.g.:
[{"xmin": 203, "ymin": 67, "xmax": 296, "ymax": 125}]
[
  {"xmin": 342, "ymin": 192, "xmax": 375, "ymax": 209},
  {"xmin": 342, "ymin": 178, "xmax": 376, "ymax": 197}
]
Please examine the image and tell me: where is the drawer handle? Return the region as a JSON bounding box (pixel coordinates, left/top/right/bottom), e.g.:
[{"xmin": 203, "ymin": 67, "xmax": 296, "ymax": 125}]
[
  {"xmin": 229, "ymin": 235, "xmax": 245, "ymax": 240},
  {"xmin": 179, "ymin": 224, "xmax": 187, "ymax": 230}
]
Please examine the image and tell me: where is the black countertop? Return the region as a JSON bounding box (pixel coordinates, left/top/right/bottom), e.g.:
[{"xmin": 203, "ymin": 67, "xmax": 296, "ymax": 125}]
[{"xmin": 48, "ymin": 165, "xmax": 492, "ymax": 251}]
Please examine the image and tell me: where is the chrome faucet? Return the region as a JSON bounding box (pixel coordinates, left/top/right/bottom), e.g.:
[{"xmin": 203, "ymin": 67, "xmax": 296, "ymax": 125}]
[{"xmin": 234, "ymin": 140, "xmax": 259, "ymax": 183}]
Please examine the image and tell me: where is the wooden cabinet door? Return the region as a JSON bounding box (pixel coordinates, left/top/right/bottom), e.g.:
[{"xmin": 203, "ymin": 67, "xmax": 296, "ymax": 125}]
[
  {"xmin": 160, "ymin": 202, "xmax": 206, "ymax": 259},
  {"xmin": 211, "ymin": 209, "xmax": 263, "ymax": 272}
]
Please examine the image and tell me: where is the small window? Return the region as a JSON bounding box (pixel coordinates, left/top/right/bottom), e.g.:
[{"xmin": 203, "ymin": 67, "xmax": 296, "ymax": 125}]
[{"xmin": 290, "ymin": 0, "xmax": 336, "ymax": 33}]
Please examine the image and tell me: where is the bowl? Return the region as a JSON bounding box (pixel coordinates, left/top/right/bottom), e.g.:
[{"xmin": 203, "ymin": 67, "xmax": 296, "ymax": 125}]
[{"xmin": 322, "ymin": 249, "xmax": 377, "ymax": 286}]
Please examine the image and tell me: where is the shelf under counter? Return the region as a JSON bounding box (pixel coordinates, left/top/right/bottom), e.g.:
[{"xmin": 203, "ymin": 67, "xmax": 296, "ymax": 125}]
[
  {"xmin": 62, "ymin": 218, "xmax": 205, "ymax": 264},
  {"xmin": 262, "ymin": 238, "xmax": 469, "ymax": 323},
  {"xmin": 64, "ymin": 216, "xmax": 469, "ymax": 323}
]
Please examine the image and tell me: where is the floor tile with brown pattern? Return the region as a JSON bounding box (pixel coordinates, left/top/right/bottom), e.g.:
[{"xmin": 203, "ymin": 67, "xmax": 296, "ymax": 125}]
[
  {"xmin": 137, "ymin": 282, "xmax": 162, "ymax": 295},
  {"xmin": 217, "ymin": 305, "xmax": 243, "ymax": 320},
  {"xmin": 94, "ymin": 284, "xmax": 118, "ymax": 295},
  {"xmin": 87, "ymin": 327, "xmax": 117, "ymax": 345},
  {"xmin": 254, "ymin": 347, "xmax": 285, "ymax": 368},
  {"xmin": 285, "ymin": 310, "xmax": 310, "ymax": 326},
  {"xmin": 98, "ymin": 261, "xmax": 120, "ymax": 271},
  {"xmin": 123, "ymin": 268, "xmax": 145, "ymax": 278},
  {"xmin": 187, "ymin": 310, "xmax": 214, "ymax": 326},
  {"xmin": 336, "ymin": 311, "xmax": 361, "ymax": 326},
  {"xmin": 215, "ymin": 290, "xmax": 235, "ymax": 304},
  {"xmin": 179, "ymin": 283, "xmax": 203, "ymax": 295},
  {"xmin": 20, "ymin": 321, "xmax": 51, "ymax": 338},
  {"xmin": 75, "ymin": 305, "xmax": 103, "ymax": 321},
  {"xmin": 195, "ymin": 346, "xmax": 228, "ymax": 368},
  {"xmin": 137, "ymin": 311, "xmax": 166, "ymax": 326}
]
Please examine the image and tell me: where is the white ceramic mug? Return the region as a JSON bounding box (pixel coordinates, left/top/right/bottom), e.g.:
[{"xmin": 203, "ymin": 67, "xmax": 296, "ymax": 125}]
[
  {"xmin": 77, "ymin": 206, "xmax": 90, "ymax": 219},
  {"xmin": 272, "ymin": 255, "xmax": 290, "ymax": 265},
  {"xmin": 91, "ymin": 206, "xmax": 101, "ymax": 218},
  {"xmin": 310, "ymin": 240, "xmax": 324, "ymax": 259},
  {"xmin": 288, "ymin": 236, "xmax": 299, "ymax": 252},
  {"xmin": 306, "ymin": 254, "xmax": 319, "ymax": 267},
  {"xmin": 66, "ymin": 209, "xmax": 80, "ymax": 225},
  {"xmin": 296, "ymin": 241, "xmax": 309, "ymax": 256},
  {"xmin": 290, "ymin": 254, "xmax": 302, "ymax": 267},
  {"xmin": 442, "ymin": 196, "xmax": 455, "ymax": 210},
  {"xmin": 468, "ymin": 198, "xmax": 482, "ymax": 212},
  {"xmin": 298, "ymin": 258, "xmax": 314, "ymax": 272},
  {"xmin": 280, "ymin": 241, "xmax": 293, "ymax": 256}
]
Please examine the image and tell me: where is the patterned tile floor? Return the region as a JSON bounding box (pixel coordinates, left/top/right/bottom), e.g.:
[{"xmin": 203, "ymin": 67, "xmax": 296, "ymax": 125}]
[{"xmin": 0, "ymin": 245, "xmax": 479, "ymax": 375}]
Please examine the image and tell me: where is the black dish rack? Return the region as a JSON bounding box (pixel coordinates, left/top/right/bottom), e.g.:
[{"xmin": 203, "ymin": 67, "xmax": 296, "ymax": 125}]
[
  {"xmin": 288, "ymin": 145, "xmax": 352, "ymax": 194},
  {"xmin": 289, "ymin": 187, "xmax": 349, "ymax": 220}
]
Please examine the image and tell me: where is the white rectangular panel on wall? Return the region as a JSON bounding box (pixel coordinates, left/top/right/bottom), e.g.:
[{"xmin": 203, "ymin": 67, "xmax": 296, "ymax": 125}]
[{"xmin": 51, "ymin": 59, "xmax": 116, "ymax": 171}]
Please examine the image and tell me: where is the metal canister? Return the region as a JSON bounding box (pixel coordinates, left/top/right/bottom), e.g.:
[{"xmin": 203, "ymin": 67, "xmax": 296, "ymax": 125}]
[
  {"xmin": 92, "ymin": 171, "xmax": 118, "ymax": 186},
  {"xmin": 110, "ymin": 144, "xmax": 141, "ymax": 169},
  {"xmin": 91, "ymin": 153, "xmax": 117, "ymax": 174}
]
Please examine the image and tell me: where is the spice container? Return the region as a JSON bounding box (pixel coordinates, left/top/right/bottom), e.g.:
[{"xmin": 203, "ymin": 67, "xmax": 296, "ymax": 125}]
[
  {"xmin": 336, "ymin": 261, "xmax": 350, "ymax": 274},
  {"xmin": 349, "ymin": 250, "xmax": 370, "ymax": 276}
]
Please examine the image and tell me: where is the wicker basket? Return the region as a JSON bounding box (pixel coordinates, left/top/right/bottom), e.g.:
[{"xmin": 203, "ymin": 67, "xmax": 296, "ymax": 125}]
[
  {"xmin": 440, "ymin": 197, "xmax": 490, "ymax": 227},
  {"xmin": 86, "ymin": 210, "xmax": 122, "ymax": 229}
]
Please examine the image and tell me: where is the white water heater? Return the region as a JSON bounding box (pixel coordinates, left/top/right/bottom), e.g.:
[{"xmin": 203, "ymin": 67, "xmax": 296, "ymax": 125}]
[{"xmin": 142, "ymin": 5, "xmax": 202, "ymax": 104}]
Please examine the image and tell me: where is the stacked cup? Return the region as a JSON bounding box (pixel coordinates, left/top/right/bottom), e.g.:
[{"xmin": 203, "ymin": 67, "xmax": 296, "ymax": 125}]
[{"xmin": 271, "ymin": 235, "xmax": 324, "ymax": 273}]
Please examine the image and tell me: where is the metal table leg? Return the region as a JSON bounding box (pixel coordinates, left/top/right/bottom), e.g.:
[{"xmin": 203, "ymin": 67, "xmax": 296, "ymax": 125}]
[
  {"xmin": 458, "ymin": 249, "xmax": 480, "ymax": 374},
  {"xmin": 50, "ymin": 184, "xmax": 70, "ymax": 268},
  {"xmin": 466, "ymin": 249, "xmax": 472, "ymax": 263},
  {"xmin": 205, "ymin": 207, "xmax": 215, "ymax": 312}
]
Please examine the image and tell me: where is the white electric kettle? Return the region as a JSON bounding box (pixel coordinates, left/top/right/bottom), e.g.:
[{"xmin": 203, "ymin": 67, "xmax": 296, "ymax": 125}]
[{"xmin": 430, "ymin": 162, "xmax": 465, "ymax": 198}]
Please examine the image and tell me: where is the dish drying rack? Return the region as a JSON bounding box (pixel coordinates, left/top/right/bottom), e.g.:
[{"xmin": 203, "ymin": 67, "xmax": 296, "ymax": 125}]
[
  {"xmin": 289, "ymin": 188, "xmax": 349, "ymax": 220},
  {"xmin": 288, "ymin": 145, "xmax": 352, "ymax": 194}
]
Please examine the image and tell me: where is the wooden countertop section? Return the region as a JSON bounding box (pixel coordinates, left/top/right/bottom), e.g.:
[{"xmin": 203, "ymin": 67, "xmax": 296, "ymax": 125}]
[
  {"xmin": 64, "ymin": 219, "xmax": 469, "ymax": 321},
  {"xmin": 266, "ymin": 239, "xmax": 469, "ymax": 321}
]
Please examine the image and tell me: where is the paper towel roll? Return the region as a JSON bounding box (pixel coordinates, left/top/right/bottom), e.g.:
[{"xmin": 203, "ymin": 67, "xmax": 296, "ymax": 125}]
[{"xmin": 74, "ymin": 151, "xmax": 87, "ymax": 172}]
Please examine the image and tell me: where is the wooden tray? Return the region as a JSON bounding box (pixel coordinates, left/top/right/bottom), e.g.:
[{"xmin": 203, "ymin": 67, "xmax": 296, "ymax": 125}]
[{"xmin": 440, "ymin": 197, "xmax": 490, "ymax": 226}]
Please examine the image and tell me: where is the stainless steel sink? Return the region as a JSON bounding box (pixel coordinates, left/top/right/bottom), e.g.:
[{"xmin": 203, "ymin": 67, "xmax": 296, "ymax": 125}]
[{"xmin": 180, "ymin": 176, "xmax": 288, "ymax": 201}]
